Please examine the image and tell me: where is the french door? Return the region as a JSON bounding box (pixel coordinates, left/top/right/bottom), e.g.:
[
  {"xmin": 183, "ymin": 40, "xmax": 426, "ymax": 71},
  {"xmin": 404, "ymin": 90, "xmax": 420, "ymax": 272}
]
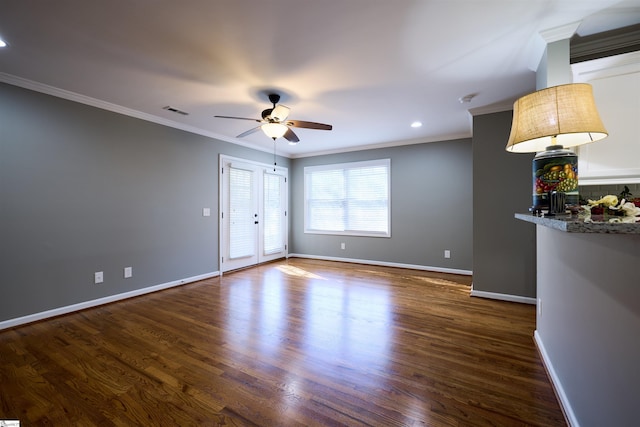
[{"xmin": 220, "ymin": 156, "xmax": 288, "ymax": 272}]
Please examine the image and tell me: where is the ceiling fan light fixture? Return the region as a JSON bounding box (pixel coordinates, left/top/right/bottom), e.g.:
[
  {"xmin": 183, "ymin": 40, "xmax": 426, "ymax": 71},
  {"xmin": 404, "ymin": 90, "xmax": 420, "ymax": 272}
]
[
  {"xmin": 270, "ymin": 104, "xmax": 290, "ymax": 122},
  {"xmin": 261, "ymin": 123, "xmax": 288, "ymax": 140}
]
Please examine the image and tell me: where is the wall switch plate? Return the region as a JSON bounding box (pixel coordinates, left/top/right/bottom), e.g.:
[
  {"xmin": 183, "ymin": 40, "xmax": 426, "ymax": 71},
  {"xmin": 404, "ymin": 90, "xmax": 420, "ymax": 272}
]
[
  {"xmin": 444, "ymin": 250, "xmax": 451, "ymax": 259},
  {"xmin": 203, "ymin": 208, "xmax": 211, "ymax": 217},
  {"xmin": 94, "ymin": 271, "xmax": 104, "ymax": 284},
  {"xmin": 341, "ymin": 242, "xmax": 346, "ymax": 250},
  {"xmin": 124, "ymin": 267, "xmax": 132, "ymax": 278}
]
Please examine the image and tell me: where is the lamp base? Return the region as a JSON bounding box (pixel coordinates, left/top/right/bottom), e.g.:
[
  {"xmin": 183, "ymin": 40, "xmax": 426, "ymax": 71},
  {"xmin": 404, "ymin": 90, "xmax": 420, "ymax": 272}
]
[{"xmin": 532, "ymin": 146, "xmax": 578, "ymax": 213}]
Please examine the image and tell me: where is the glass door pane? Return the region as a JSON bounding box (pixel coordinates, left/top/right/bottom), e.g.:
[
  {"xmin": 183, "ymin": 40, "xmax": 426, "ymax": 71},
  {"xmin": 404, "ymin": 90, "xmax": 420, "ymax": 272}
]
[
  {"xmin": 263, "ymin": 172, "xmax": 283, "ymax": 256},
  {"xmin": 220, "ymin": 156, "xmax": 288, "ymax": 273},
  {"xmin": 229, "ymin": 166, "xmax": 256, "ymax": 259}
]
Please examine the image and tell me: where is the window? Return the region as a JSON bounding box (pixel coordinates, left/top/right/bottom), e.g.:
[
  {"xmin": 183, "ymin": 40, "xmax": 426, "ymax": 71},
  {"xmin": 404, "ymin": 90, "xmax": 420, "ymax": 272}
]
[{"xmin": 304, "ymin": 159, "xmax": 390, "ymax": 237}]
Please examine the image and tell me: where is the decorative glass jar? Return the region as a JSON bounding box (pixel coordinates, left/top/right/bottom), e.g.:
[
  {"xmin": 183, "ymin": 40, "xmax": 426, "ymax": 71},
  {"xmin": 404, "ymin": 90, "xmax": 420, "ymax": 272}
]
[{"xmin": 532, "ymin": 146, "xmax": 578, "ymax": 212}]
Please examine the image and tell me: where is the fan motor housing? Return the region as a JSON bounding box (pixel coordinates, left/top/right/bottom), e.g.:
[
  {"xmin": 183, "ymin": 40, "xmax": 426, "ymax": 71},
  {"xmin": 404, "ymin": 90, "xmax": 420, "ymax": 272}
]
[{"xmin": 261, "ymin": 108, "xmax": 273, "ymax": 120}]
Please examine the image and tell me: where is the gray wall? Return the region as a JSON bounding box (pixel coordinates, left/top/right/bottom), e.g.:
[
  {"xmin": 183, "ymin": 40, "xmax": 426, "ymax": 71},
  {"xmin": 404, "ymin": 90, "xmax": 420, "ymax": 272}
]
[
  {"xmin": 472, "ymin": 110, "xmax": 537, "ymax": 298},
  {"xmin": 0, "ymin": 83, "xmax": 289, "ymax": 322},
  {"xmin": 290, "ymin": 140, "xmax": 473, "ymax": 272},
  {"xmin": 536, "ymin": 227, "xmax": 640, "ymax": 427}
]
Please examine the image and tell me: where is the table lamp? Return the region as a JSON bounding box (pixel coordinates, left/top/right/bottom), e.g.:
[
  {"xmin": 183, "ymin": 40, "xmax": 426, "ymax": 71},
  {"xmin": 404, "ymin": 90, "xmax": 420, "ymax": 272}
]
[{"xmin": 505, "ymin": 83, "xmax": 608, "ymax": 214}]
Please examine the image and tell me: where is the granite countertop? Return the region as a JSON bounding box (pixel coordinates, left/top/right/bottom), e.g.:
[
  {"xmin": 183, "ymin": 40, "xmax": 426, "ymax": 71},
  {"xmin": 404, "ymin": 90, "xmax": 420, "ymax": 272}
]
[{"xmin": 515, "ymin": 213, "xmax": 640, "ymax": 234}]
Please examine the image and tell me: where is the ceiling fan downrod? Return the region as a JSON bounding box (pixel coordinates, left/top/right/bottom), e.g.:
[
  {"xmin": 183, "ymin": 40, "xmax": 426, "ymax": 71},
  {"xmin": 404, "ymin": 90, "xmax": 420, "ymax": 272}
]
[{"xmin": 273, "ymin": 141, "xmax": 277, "ymax": 171}]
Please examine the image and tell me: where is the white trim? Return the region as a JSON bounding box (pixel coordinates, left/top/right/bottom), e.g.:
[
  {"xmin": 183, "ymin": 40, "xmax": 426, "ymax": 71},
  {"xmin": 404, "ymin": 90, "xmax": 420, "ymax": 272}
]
[
  {"xmin": 303, "ymin": 159, "xmax": 391, "ymax": 238},
  {"xmin": 538, "ymin": 22, "xmax": 581, "ymax": 44},
  {"xmin": 534, "ymin": 330, "xmax": 579, "ymax": 427},
  {"xmin": 579, "ymin": 175, "xmax": 640, "ymax": 186},
  {"xmin": 468, "ymin": 100, "xmax": 514, "ymax": 117},
  {"xmin": 287, "ymin": 253, "xmax": 472, "ymax": 276},
  {"xmin": 289, "ymin": 133, "xmax": 471, "ymax": 159},
  {"xmin": 219, "ymin": 154, "xmax": 289, "ymax": 273},
  {"xmin": 0, "ymin": 72, "xmax": 273, "ymax": 155},
  {"xmin": 572, "ymin": 50, "xmax": 640, "ymax": 82},
  {"xmin": 221, "ymin": 154, "xmax": 288, "ymax": 176},
  {"xmin": 0, "ymin": 271, "xmax": 219, "ymax": 331},
  {"xmin": 469, "ymin": 285, "xmax": 537, "ymax": 305},
  {"xmin": 0, "ymin": 72, "xmax": 472, "ymax": 160}
]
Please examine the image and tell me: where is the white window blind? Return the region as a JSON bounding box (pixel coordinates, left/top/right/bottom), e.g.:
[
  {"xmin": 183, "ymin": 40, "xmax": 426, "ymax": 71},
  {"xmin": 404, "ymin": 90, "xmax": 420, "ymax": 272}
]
[
  {"xmin": 229, "ymin": 166, "xmax": 255, "ymax": 259},
  {"xmin": 263, "ymin": 172, "xmax": 283, "ymax": 255},
  {"xmin": 304, "ymin": 159, "xmax": 390, "ymax": 237}
]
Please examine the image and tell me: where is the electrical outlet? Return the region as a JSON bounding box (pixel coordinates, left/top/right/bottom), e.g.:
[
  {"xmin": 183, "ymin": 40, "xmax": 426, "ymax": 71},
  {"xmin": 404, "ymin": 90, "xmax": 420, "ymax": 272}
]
[
  {"xmin": 444, "ymin": 250, "xmax": 451, "ymax": 259},
  {"xmin": 94, "ymin": 271, "xmax": 104, "ymax": 284},
  {"xmin": 341, "ymin": 242, "xmax": 346, "ymax": 250},
  {"xmin": 124, "ymin": 267, "xmax": 132, "ymax": 278}
]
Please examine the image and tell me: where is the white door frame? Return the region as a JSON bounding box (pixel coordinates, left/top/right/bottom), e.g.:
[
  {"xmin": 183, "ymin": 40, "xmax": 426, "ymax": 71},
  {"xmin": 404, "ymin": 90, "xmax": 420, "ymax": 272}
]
[{"xmin": 219, "ymin": 155, "xmax": 289, "ymax": 273}]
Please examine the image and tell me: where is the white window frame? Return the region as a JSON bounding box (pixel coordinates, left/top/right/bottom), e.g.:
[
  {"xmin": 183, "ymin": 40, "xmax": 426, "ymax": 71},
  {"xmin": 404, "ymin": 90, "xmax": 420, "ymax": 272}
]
[{"xmin": 304, "ymin": 159, "xmax": 391, "ymax": 238}]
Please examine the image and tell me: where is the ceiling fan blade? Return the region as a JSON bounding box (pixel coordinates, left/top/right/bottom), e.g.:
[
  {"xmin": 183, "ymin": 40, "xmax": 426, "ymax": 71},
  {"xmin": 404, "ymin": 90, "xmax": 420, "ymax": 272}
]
[
  {"xmin": 270, "ymin": 105, "xmax": 290, "ymax": 122},
  {"xmin": 286, "ymin": 120, "xmax": 332, "ymax": 130},
  {"xmin": 284, "ymin": 128, "xmax": 300, "ymax": 143},
  {"xmin": 236, "ymin": 126, "xmax": 262, "ymax": 138},
  {"xmin": 214, "ymin": 115, "xmax": 263, "ymax": 123}
]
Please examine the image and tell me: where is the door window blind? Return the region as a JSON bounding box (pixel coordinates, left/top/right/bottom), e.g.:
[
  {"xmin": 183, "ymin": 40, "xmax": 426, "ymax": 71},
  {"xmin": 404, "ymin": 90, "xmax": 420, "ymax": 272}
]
[
  {"xmin": 263, "ymin": 172, "xmax": 284, "ymax": 255},
  {"xmin": 229, "ymin": 167, "xmax": 255, "ymax": 259}
]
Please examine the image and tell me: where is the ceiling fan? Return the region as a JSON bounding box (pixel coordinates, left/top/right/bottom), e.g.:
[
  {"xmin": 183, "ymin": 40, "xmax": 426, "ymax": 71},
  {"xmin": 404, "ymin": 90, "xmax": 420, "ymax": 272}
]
[{"xmin": 214, "ymin": 93, "xmax": 332, "ymax": 144}]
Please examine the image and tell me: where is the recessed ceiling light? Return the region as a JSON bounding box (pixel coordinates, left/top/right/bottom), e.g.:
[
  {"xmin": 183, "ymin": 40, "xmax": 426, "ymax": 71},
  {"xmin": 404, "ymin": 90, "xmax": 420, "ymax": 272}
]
[
  {"xmin": 411, "ymin": 121, "xmax": 422, "ymax": 128},
  {"xmin": 0, "ymin": 39, "xmax": 7, "ymax": 48}
]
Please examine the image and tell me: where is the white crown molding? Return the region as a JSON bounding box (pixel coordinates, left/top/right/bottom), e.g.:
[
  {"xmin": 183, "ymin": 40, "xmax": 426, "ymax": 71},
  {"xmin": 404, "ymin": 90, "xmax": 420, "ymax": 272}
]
[
  {"xmin": 288, "ymin": 132, "xmax": 471, "ymax": 159},
  {"xmin": 0, "ymin": 72, "xmax": 276, "ymax": 156},
  {"xmin": 539, "ymin": 21, "xmax": 581, "ymax": 44},
  {"xmin": 1, "ymin": 72, "xmax": 470, "ymax": 160},
  {"xmin": 468, "ymin": 100, "xmax": 515, "ymax": 117}
]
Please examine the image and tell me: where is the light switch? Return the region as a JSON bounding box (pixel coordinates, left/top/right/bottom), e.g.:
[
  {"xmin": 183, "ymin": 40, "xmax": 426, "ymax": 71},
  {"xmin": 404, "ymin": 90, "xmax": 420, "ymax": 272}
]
[{"xmin": 203, "ymin": 208, "xmax": 211, "ymax": 217}]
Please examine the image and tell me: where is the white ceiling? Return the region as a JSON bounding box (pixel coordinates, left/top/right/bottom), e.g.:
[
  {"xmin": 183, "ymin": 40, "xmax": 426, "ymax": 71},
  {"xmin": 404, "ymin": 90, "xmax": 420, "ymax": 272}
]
[{"xmin": 1, "ymin": 0, "xmax": 639, "ymax": 157}]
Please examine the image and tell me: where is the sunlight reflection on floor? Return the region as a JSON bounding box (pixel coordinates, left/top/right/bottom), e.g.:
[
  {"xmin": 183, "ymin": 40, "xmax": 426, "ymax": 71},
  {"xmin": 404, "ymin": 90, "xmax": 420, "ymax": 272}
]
[
  {"xmin": 224, "ymin": 265, "xmax": 394, "ymax": 384},
  {"xmin": 413, "ymin": 275, "xmax": 470, "ymax": 292},
  {"xmin": 276, "ymin": 264, "xmax": 326, "ymax": 280}
]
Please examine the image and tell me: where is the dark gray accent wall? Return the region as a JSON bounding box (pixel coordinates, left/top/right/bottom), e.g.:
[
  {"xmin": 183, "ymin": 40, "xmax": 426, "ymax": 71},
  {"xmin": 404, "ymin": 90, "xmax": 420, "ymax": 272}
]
[
  {"xmin": 290, "ymin": 140, "xmax": 473, "ymax": 271},
  {"xmin": 472, "ymin": 110, "xmax": 536, "ymax": 298},
  {"xmin": 0, "ymin": 83, "xmax": 289, "ymax": 322}
]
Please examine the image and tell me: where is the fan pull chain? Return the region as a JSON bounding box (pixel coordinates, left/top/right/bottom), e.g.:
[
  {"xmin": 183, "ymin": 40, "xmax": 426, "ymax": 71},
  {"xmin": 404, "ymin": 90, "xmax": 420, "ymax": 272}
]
[{"xmin": 273, "ymin": 141, "xmax": 277, "ymax": 171}]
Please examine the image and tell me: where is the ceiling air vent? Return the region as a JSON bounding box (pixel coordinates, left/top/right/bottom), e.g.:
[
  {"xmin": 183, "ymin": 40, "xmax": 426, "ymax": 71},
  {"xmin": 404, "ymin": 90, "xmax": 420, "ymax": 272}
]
[{"xmin": 162, "ymin": 106, "xmax": 189, "ymax": 116}]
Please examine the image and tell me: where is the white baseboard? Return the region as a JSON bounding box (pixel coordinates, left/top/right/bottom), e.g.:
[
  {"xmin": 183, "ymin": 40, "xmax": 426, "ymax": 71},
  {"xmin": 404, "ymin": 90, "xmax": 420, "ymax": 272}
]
[
  {"xmin": 534, "ymin": 330, "xmax": 579, "ymax": 427},
  {"xmin": 0, "ymin": 271, "xmax": 219, "ymax": 331},
  {"xmin": 287, "ymin": 253, "xmax": 472, "ymax": 276},
  {"xmin": 469, "ymin": 285, "xmax": 537, "ymax": 305}
]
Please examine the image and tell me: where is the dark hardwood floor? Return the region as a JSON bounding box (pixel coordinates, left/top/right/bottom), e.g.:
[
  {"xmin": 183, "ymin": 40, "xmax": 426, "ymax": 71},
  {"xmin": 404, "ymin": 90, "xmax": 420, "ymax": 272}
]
[{"xmin": 0, "ymin": 259, "xmax": 565, "ymax": 426}]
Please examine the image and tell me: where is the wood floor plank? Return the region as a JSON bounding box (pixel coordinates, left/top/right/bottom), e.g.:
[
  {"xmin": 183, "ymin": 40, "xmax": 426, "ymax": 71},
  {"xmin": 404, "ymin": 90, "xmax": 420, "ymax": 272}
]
[{"xmin": 0, "ymin": 259, "xmax": 565, "ymax": 426}]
